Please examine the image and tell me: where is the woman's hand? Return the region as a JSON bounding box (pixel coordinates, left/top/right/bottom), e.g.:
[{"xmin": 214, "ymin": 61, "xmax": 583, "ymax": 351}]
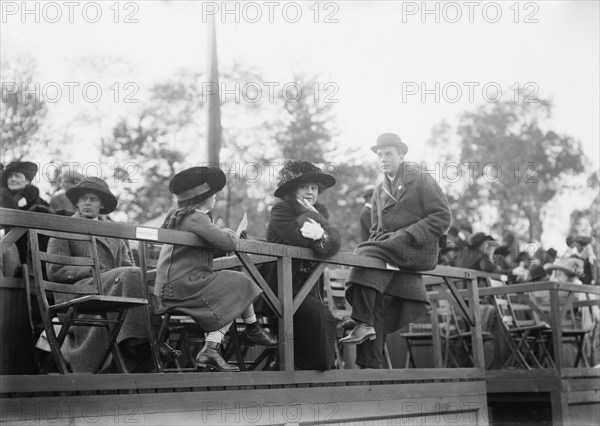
[{"xmin": 300, "ymin": 218, "xmax": 325, "ymax": 240}]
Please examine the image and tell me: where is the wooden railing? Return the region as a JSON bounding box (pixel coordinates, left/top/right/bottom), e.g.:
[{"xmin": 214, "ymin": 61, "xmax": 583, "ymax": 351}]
[
  {"xmin": 478, "ymin": 281, "xmax": 600, "ymax": 370},
  {"xmin": 1, "ymin": 208, "xmax": 493, "ymax": 372}
]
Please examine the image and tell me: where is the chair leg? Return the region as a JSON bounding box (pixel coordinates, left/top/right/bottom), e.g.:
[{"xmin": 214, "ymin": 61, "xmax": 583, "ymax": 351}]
[
  {"xmin": 144, "ymin": 306, "xmax": 162, "ymax": 373},
  {"xmin": 93, "ymin": 309, "xmax": 128, "ymax": 373},
  {"xmin": 42, "ymin": 310, "xmax": 74, "ymax": 374}
]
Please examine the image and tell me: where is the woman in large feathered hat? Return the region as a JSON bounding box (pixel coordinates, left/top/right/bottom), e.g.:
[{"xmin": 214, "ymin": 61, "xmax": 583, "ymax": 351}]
[{"xmin": 260, "ymin": 160, "xmax": 341, "ymax": 370}]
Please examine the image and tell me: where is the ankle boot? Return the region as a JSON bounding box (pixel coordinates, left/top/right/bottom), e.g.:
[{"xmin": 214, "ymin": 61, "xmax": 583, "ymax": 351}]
[
  {"xmin": 243, "ymin": 322, "xmax": 278, "ymax": 347},
  {"xmin": 195, "ymin": 342, "xmax": 240, "ymax": 372}
]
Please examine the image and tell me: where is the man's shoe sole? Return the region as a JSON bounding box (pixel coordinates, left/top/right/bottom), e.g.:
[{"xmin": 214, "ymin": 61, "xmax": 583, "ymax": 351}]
[{"xmin": 339, "ymin": 333, "xmax": 376, "ymax": 345}]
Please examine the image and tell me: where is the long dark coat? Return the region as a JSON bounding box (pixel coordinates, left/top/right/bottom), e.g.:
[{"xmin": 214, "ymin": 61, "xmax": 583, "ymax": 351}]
[
  {"xmin": 46, "ymin": 213, "xmax": 146, "ymax": 372},
  {"xmin": 260, "ymin": 198, "xmax": 341, "ymax": 370},
  {"xmin": 347, "ymin": 165, "xmax": 452, "ymax": 334},
  {"xmin": 155, "ymin": 211, "xmax": 261, "ymax": 332}
]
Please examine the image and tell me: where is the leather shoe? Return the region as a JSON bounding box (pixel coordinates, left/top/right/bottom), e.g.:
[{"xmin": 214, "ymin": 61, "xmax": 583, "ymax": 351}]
[
  {"xmin": 196, "ymin": 342, "xmax": 240, "ymax": 372},
  {"xmin": 339, "ymin": 323, "xmax": 376, "ymax": 345},
  {"xmin": 159, "ymin": 342, "xmax": 182, "ymax": 362},
  {"xmin": 243, "ymin": 323, "xmax": 278, "ymax": 347}
]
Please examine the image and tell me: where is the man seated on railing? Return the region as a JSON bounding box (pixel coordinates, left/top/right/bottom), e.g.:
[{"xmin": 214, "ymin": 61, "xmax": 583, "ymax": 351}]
[
  {"xmin": 46, "ymin": 177, "xmax": 152, "ymax": 373},
  {"xmin": 339, "ymin": 133, "xmax": 452, "ymax": 369}
]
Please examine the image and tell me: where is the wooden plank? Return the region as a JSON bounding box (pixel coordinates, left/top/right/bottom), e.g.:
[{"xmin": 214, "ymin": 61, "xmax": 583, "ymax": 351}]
[
  {"xmin": 0, "ymin": 208, "xmax": 508, "ymax": 280},
  {"xmin": 0, "ymin": 278, "xmax": 25, "ymax": 289},
  {"xmin": 567, "ymin": 390, "xmax": 600, "ymax": 405},
  {"xmin": 292, "ymin": 262, "xmax": 327, "ymax": 314},
  {"xmin": 235, "ymin": 252, "xmax": 282, "ymax": 317},
  {"xmin": 468, "ymin": 276, "xmax": 485, "ymax": 369},
  {"xmin": 277, "ymin": 257, "xmax": 294, "ymax": 371},
  {"xmin": 0, "ymin": 382, "xmax": 487, "ymax": 425},
  {"xmin": 0, "ymin": 369, "xmax": 485, "ymax": 394}
]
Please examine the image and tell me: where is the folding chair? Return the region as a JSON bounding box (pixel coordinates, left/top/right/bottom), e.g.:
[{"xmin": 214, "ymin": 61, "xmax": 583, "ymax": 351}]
[
  {"xmin": 29, "ymin": 229, "xmax": 147, "ymax": 374},
  {"xmin": 324, "ymin": 268, "xmax": 392, "ymax": 369},
  {"xmin": 487, "ymin": 278, "xmax": 548, "ymax": 369},
  {"xmin": 539, "ymin": 292, "xmax": 594, "ymax": 368}
]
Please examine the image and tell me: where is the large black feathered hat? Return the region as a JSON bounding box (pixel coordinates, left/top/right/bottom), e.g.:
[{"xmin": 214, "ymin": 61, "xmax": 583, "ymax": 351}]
[
  {"xmin": 169, "ymin": 166, "xmax": 226, "ymax": 206},
  {"xmin": 274, "ymin": 161, "xmax": 336, "ymax": 198},
  {"xmin": 66, "ymin": 177, "xmax": 118, "ymax": 214},
  {"xmin": 2, "ymin": 161, "xmax": 38, "ymax": 184}
]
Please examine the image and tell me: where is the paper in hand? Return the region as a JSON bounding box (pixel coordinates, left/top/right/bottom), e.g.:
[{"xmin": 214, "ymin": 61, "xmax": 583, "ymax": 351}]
[{"xmin": 236, "ymin": 211, "xmax": 248, "ymax": 237}]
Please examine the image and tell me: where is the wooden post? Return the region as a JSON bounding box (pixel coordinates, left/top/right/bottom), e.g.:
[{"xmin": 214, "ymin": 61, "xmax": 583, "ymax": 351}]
[
  {"xmin": 277, "ymin": 256, "xmax": 294, "ymax": 371},
  {"xmin": 468, "ymin": 277, "xmax": 485, "ymax": 369},
  {"xmin": 549, "ymin": 288, "xmax": 563, "ymax": 370}
]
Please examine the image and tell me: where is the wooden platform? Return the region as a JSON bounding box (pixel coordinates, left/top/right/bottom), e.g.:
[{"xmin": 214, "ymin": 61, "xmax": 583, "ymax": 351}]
[
  {"xmin": 0, "ymin": 369, "xmax": 488, "ymax": 425},
  {"xmin": 486, "ymin": 367, "xmax": 600, "ymax": 426}
]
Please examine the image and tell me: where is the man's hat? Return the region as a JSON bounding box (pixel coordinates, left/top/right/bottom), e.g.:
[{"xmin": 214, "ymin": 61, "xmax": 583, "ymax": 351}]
[
  {"xmin": 468, "ymin": 232, "xmax": 495, "ymax": 247},
  {"xmin": 61, "ymin": 169, "xmax": 84, "ymax": 184},
  {"xmin": 274, "ymin": 160, "xmax": 336, "ymax": 198},
  {"xmin": 66, "ymin": 177, "xmax": 118, "ymax": 214},
  {"xmin": 2, "ymin": 161, "xmax": 38, "ymax": 183},
  {"xmin": 363, "ymin": 187, "xmax": 374, "ymax": 200},
  {"xmin": 543, "ymin": 257, "xmax": 584, "ymax": 278},
  {"xmin": 370, "ymin": 133, "xmax": 408, "ymax": 155},
  {"xmin": 169, "ymin": 166, "xmax": 226, "ymax": 206}
]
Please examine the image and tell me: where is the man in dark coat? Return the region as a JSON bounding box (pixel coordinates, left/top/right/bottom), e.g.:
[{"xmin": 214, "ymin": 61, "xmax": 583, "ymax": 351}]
[
  {"xmin": 340, "ymin": 133, "xmax": 452, "ymax": 369},
  {"xmin": 359, "ymin": 187, "xmax": 374, "ymax": 242}
]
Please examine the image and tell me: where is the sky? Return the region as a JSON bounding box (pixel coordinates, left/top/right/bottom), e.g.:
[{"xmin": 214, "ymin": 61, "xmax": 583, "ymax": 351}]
[{"xmin": 1, "ymin": 0, "xmax": 599, "ymax": 249}]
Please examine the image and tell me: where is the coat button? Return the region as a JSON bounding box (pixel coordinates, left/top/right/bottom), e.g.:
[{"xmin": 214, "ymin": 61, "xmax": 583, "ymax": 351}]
[{"xmin": 383, "ymin": 209, "xmax": 388, "ymax": 214}]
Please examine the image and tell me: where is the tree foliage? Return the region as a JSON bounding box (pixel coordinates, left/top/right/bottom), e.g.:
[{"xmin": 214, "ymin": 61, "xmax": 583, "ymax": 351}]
[
  {"xmin": 429, "ymin": 96, "xmax": 587, "ymax": 241},
  {"xmin": 0, "ymin": 56, "xmax": 49, "ymax": 161}
]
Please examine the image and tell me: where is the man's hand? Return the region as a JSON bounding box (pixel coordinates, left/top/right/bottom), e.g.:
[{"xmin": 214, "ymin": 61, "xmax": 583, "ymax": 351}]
[{"xmin": 300, "ymin": 218, "xmax": 325, "ymax": 240}]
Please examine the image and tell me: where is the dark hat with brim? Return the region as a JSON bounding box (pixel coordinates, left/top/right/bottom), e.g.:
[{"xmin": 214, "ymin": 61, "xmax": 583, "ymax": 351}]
[
  {"xmin": 66, "ymin": 177, "xmax": 118, "ymax": 214},
  {"xmin": 2, "ymin": 161, "xmax": 38, "ymax": 183},
  {"xmin": 274, "ymin": 160, "xmax": 336, "ymax": 198},
  {"xmin": 468, "ymin": 232, "xmax": 495, "ymax": 247},
  {"xmin": 363, "ymin": 187, "xmax": 374, "ymax": 199},
  {"xmin": 370, "ymin": 133, "xmax": 408, "ymax": 155},
  {"xmin": 169, "ymin": 166, "xmax": 226, "ymax": 206},
  {"xmin": 543, "ymin": 257, "xmax": 584, "ymax": 278}
]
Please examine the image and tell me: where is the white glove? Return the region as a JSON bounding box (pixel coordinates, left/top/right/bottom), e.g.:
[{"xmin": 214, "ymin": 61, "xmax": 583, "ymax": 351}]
[{"xmin": 300, "ymin": 218, "xmax": 325, "ymax": 240}]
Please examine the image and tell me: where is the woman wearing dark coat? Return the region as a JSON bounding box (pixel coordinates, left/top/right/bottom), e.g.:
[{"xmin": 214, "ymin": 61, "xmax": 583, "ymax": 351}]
[
  {"xmin": 46, "ymin": 177, "xmax": 150, "ymax": 372},
  {"xmin": 156, "ymin": 166, "xmax": 277, "ymax": 372},
  {"xmin": 260, "ymin": 161, "xmax": 341, "ymax": 370},
  {"xmin": 1, "ymin": 161, "xmax": 50, "ymax": 268}
]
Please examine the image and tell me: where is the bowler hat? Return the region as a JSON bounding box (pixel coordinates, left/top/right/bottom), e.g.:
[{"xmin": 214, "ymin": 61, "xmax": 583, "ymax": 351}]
[
  {"xmin": 66, "ymin": 177, "xmax": 118, "ymax": 214},
  {"xmin": 169, "ymin": 166, "xmax": 226, "ymax": 206},
  {"xmin": 2, "ymin": 161, "xmax": 38, "ymax": 183},
  {"xmin": 544, "ymin": 257, "xmax": 584, "ymax": 278},
  {"xmin": 363, "ymin": 187, "xmax": 374, "ymax": 200},
  {"xmin": 274, "ymin": 160, "xmax": 336, "ymax": 198},
  {"xmin": 370, "ymin": 133, "xmax": 408, "ymax": 155},
  {"xmin": 468, "ymin": 232, "xmax": 495, "ymax": 247}
]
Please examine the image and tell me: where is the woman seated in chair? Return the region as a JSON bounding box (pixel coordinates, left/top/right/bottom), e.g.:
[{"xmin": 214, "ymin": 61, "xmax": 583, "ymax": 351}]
[
  {"xmin": 46, "ymin": 177, "xmax": 152, "ymax": 372},
  {"xmin": 156, "ymin": 166, "xmax": 277, "ymax": 372},
  {"xmin": 260, "ymin": 160, "xmax": 341, "ymax": 370}
]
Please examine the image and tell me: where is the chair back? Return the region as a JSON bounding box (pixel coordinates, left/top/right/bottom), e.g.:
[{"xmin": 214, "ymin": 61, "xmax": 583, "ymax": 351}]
[
  {"xmin": 486, "ymin": 277, "xmax": 538, "ymax": 330},
  {"xmin": 324, "ymin": 268, "xmax": 352, "ymax": 320},
  {"xmin": 29, "ymin": 229, "xmax": 103, "ymax": 309}
]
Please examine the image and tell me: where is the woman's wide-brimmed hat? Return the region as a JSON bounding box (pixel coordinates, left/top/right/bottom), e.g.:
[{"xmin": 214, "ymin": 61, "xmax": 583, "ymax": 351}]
[
  {"xmin": 169, "ymin": 166, "xmax": 226, "ymax": 206},
  {"xmin": 2, "ymin": 161, "xmax": 38, "ymax": 183},
  {"xmin": 543, "ymin": 257, "xmax": 584, "ymax": 278},
  {"xmin": 274, "ymin": 160, "xmax": 336, "ymax": 198},
  {"xmin": 66, "ymin": 177, "xmax": 118, "ymax": 214}
]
